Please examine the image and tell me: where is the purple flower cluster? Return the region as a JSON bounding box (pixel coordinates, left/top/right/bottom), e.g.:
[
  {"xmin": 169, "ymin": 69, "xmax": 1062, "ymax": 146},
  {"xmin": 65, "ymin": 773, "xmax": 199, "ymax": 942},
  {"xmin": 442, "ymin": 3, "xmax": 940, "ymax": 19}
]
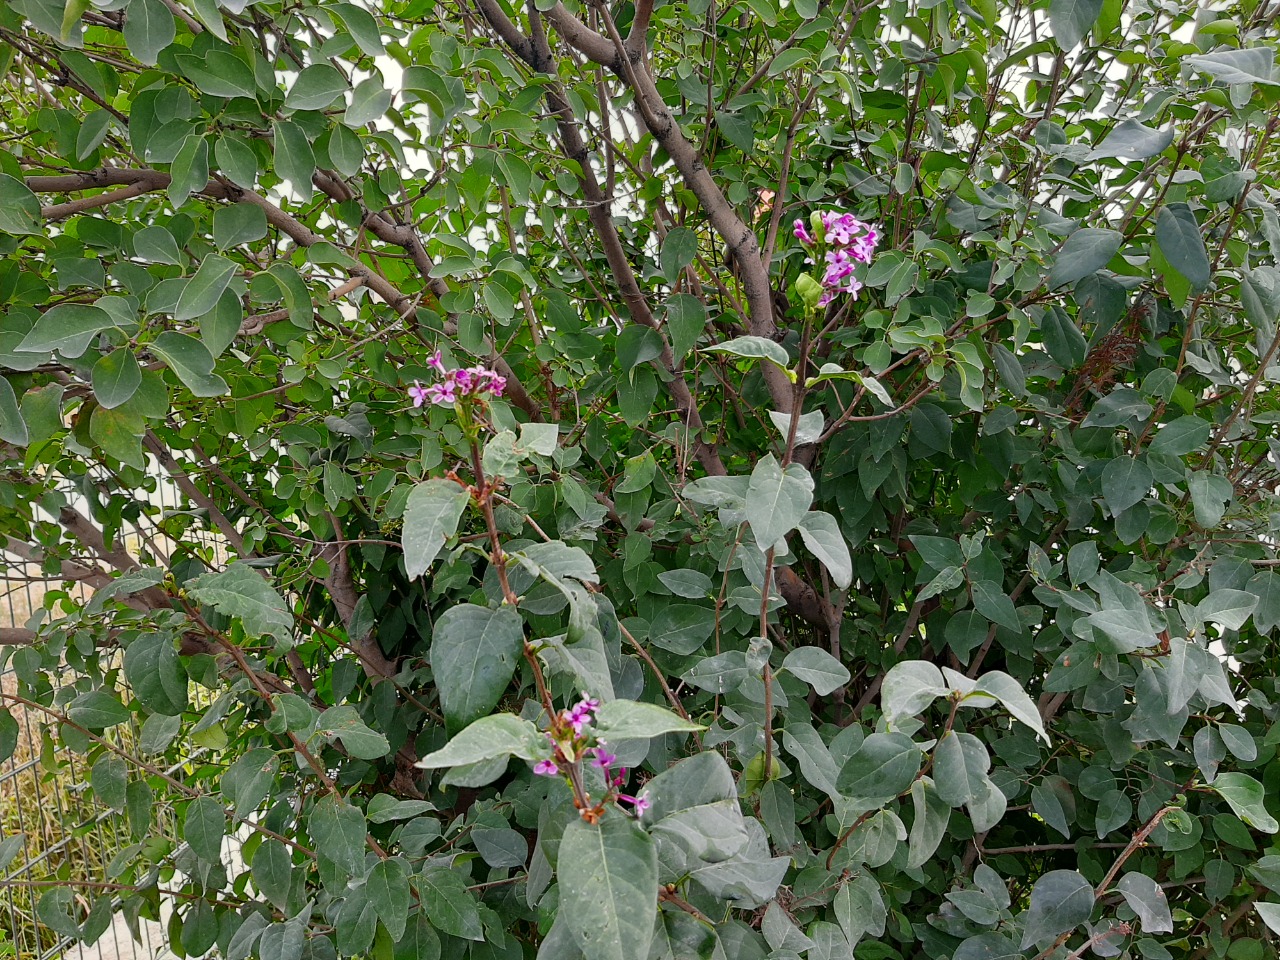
[
  {"xmin": 794, "ymin": 211, "xmax": 880, "ymax": 306},
  {"xmin": 567, "ymin": 697, "xmax": 600, "ymax": 734},
  {"xmin": 591, "ymin": 743, "xmax": 649, "ymax": 813},
  {"xmin": 530, "ymin": 696, "xmax": 650, "ymax": 815},
  {"xmin": 409, "ymin": 351, "xmax": 507, "ymax": 407}
]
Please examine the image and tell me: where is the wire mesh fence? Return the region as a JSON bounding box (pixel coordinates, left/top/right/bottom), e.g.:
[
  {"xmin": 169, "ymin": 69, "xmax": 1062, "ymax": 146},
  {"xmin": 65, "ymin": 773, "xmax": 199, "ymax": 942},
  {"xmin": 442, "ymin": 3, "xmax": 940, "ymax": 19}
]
[{"xmin": 0, "ymin": 467, "xmax": 220, "ymax": 960}]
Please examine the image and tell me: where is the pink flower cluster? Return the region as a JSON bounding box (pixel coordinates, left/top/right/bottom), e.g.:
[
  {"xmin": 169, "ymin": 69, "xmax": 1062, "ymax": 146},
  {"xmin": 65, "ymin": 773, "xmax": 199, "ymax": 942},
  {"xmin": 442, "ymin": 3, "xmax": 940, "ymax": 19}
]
[
  {"xmin": 531, "ymin": 696, "xmax": 650, "ymax": 814},
  {"xmin": 591, "ymin": 743, "xmax": 649, "ymax": 814},
  {"xmin": 794, "ymin": 211, "xmax": 880, "ymax": 306},
  {"xmin": 408, "ymin": 351, "xmax": 507, "ymax": 407}
]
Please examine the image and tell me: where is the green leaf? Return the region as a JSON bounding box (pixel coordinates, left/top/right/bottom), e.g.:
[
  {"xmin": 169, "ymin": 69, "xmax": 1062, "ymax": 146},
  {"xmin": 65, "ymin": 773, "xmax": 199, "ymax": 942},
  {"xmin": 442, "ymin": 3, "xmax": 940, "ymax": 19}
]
[
  {"xmin": 1116, "ymin": 872, "xmax": 1173, "ymax": 933},
  {"xmin": 1048, "ymin": 0, "xmax": 1103, "ymax": 50},
  {"xmin": 123, "ymin": 632, "xmax": 187, "ymax": 715},
  {"xmin": 1048, "ymin": 228, "xmax": 1123, "ymax": 288},
  {"xmin": 971, "ymin": 580, "xmax": 1020, "ymax": 632},
  {"xmin": 782, "ymin": 647, "xmax": 851, "ymax": 695},
  {"xmin": 745, "ymin": 454, "xmax": 814, "ymax": 551},
  {"xmin": 215, "ymin": 134, "xmax": 259, "ymax": 189},
  {"xmin": 1156, "ymin": 203, "xmax": 1211, "ymax": 289},
  {"xmin": 273, "ymin": 120, "xmax": 317, "ymax": 200},
  {"xmin": 881, "ymin": 660, "xmax": 947, "ymax": 724},
  {"xmin": 122, "ymin": 0, "xmax": 174, "ymax": 65},
  {"xmin": 149, "ymin": 331, "xmax": 229, "ymax": 397},
  {"xmin": 657, "ymin": 568, "xmax": 712, "ymax": 599},
  {"xmin": 393, "ymin": 916, "xmax": 441, "ymax": 960},
  {"xmin": 185, "ymin": 795, "xmax": 225, "ymax": 862},
  {"xmin": 0, "ymin": 709, "xmax": 17, "ymax": 763},
  {"xmin": 252, "ymin": 839, "xmax": 293, "ymax": 910},
  {"xmin": 417, "ymin": 868, "xmax": 483, "ymax": 940},
  {"xmin": 37, "ymin": 888, "xmax": 80, "ymax": 940},
  {"xmin": 768, "ymin": 409, "xmax": 825, "ymax": 446},
  {"xmin": 1198, "ymin": 588, "xmax": 1258, "ymax": 631},
  {"xmin": 92, "ymin": 757, "xmax": 128, "ymax": 814},
  {"xmin": 1257, "ymin": 903, "xmax": 1280, "ymax": 935},
  {"xmin": 176, "ymin": 51, "xmax": 255, "ymax": 98},
  {"xmin": 1020, "ymin": 870, "xmax": 1093, "ymax": 947},
  {"xmin": 284, "ymin": 64, "xmax": 348, "ymax": 111},
  {"xmin": 1211, "ymin": 773, "xmax": 1280, "ymax": 833},
  {"xmin": 665, "ymin": 294, "xmax": 706, "ymax": 358},
  {"xmin": 200, "ymin": 289, "xmax": 242, "ymax": 358},
  {"xmin": 593, "ymin": 700, "xmax": 705, "ymax": 740},
  {"xmin": 317, "ymin": 704, "xmax": 391, "ymax": 759},
  {"xmin": 90, "ymin": 405, "xmax": 146, "ymax": 468},
  {"xmin": 660, "ymin": 226, "xmax": 697, "ymax": 283},
  {"xmin": 0, "ymin": 830, "xmax": 24, "ymax": 872},
  {"xmin": 326, "ymin": 123, "xmax": 364, "ymax": 177},
  {"xmin": 413, "ymin": 714, "xmax": 540, "ymax": 769},
  {"xmin": 67, "ymin": 690, "xmax": 131, "ymax": 729},
  {"xmin": 1150, "ymin": 416, "xmax": 1211, "ymax": 457},
  {"xmin": 431, "ymin": 604, "xmax": 523, "ymax": 732},
  {"xmin": 214, "ymin": 202, "xmax": 267, "ymax": 251},
  {"xmin": 187, "ymin": 561, "xmax": 293, "ymax": 647},
  {"xmin": 308, "ymin": 796, "xmax": 367, "ymax": 878},
  {"xmin": 934, "ymin": 732, "xmax": 990, "ymax": 807},
  {"xmin": 970, "ymin": 670, "xmax": 1050, "ymax": 742},
  {"xmin": 1184, "ymin": 48, "xmax": 1277, "ymax": 86},
  {"xmin": 837, "ymin": 732, "xmax": 921, "ymax": 803},
  {"xmin": 1248, "ymin": 571, "xmax": 1280, "ymax": 633},
  {"xmin": 175, "ymin": 254, "xmax": 238, "ymax": 322},
  {"xmin": 907, "ymin": 777, "xmax": 951, "ymax": 868},
  {"xmin": 133, "ymin": 225, "xmax": 183, "ymax": 264},
  {"xmin": 705, "ymin": 336, "xmax": 792, "ymax": 374},
  {"xmin": 1086, "ymin": 119, "xmax": 1173, "ymax": 161},
  {"xmin": 92, "ymin": 349, "xmax": 142, "ymax": 409},
  {"xmin": 168, "ymin": 133, "xmax": 209, "ymax": 207},
  {"xmin": 0, "ymin": 377, "xmax": 27, "ymax": 446},
  {"xmin": 1040, "ymin": 306, "xmax": 1088, "ymax": 368},
  {"xmin": 1101, "ymin": 456, "xmax": 1152, "ymax": 513},
  {"xmin": 17, "ymin": 303, "xmax": 116, "ymax": 357},
  {"xmin": 560, "ymin": 816, "xmax": 659, "ymax": 960},
  {"xmin": 0, "ymin": 174, "xmax": 41, "ymax": 236},
  {"xmin": 648, "ymin": 603, "xmax": 715, "ymax": 655},
  {"xmin": 345, "ymin": 77, "xmax": 393, "ymax": 127},
  {"xmin": 330, "ymin": 2, "xmax": 386, "ymax": 54},
  {"xmin": 402, "ymin": 479, "xmax": 471, "ymax": 578},
  {"xmin": 367, "ymin": 858, "xmax": 411, "ymax": 940}
]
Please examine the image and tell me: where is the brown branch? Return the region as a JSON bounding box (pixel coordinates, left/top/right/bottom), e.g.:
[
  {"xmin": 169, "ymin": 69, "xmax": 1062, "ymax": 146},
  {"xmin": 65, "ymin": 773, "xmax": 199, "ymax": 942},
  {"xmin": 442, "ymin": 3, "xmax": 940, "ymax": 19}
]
[
  {"xmin": 543, "ymin": 2, "xmax": 793, "ymax": 411},
  {"xmin": 0, "ymin": 627, "xmax": 37, "ymax": 645},
  {"xmin": 475, "ymin": 0, "xmax": 724, "ymax": 475}
]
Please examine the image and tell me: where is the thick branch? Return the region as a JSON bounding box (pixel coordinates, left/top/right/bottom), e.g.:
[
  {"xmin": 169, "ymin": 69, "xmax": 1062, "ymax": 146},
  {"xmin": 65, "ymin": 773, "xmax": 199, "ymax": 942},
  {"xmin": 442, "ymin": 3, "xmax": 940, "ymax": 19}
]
[
  {"xmin": 542, "ymin": 4, "xmax": 793, "ymax": 410},
  {"xmin": 476, "ymin": 0, "xmax": 724, "ymax": 475}
]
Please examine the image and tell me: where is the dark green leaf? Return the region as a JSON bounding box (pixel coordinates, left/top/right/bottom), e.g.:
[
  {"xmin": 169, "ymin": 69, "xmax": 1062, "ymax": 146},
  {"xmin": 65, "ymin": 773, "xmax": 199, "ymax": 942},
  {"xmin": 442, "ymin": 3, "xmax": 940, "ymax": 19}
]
[{"xmin": 432, "ymin": 604, "xmax": 523, "ymax": 732}]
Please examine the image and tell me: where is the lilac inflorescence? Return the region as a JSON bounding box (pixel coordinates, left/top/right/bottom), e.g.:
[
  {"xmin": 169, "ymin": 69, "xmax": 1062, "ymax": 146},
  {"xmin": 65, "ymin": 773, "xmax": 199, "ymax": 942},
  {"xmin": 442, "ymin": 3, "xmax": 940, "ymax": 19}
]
[
  {"xmin": 410, "ymin": 350, "xmax": 507, "ymax": 407},
  {"xmin": 794, "ymin": 211, "xmax": 880, "ymax": 306}
]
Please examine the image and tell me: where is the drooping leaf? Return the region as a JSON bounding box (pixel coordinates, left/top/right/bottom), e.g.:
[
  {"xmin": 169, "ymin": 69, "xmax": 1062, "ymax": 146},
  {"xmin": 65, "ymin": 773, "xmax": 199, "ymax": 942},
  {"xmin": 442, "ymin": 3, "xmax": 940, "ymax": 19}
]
[
  {"xmin": 1020, "ymin": 870, "xmax": 1094, "ymax": 947},
  {"xmin": 559, "ymin": 816, "xmax": 659, "ymax": 960},
  {"xmin": 187, "ymin": 562, "xmax": 293, "ymax": 647},
  {"xmin": 431, "ymin": 603, "xmax": 524, "ymax": 732}
]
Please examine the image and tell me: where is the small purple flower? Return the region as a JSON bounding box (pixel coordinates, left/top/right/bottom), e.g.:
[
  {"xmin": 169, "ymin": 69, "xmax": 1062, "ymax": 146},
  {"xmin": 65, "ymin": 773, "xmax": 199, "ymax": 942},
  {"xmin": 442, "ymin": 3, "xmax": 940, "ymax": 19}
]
[
  {"xmin": 426, "ymin": 350, "xmax": 446, "ymax": 374},
  {"xmin": 425, "ymin": 381, "xmax": 457, "ymax": 405},
  {"xmin": 618, "ymin": 791, "xmax": 650, "ymax": 814},
  {"xmin": 408, "ymin": 382, "xmax": 431, "ymax": 408},
  {"xmin": 566, "ymin": 696, "xmax": 600, "ymax": 734},
  {"xmin": 533, "ymin": 759, "xmax": 559, "ymax": 777},
  {"xmin": 794, "ymin": 218, "xmax": 814, "ymax": 246},
  {"xmin": 591, "ymin": 748, "xmax": 617, "ymax": 771}
]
